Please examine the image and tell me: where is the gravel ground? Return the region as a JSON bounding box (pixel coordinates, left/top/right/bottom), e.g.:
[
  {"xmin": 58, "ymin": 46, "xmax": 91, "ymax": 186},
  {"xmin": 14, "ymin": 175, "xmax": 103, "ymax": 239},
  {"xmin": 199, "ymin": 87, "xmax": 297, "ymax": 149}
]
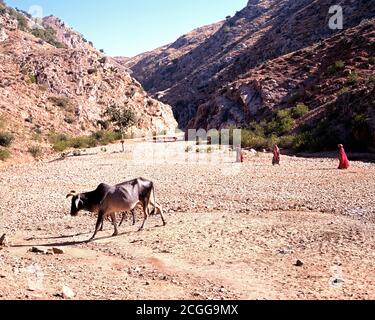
[{"xmin": 0, "ymin": 141, "xmax": 374, "ymax": 300}]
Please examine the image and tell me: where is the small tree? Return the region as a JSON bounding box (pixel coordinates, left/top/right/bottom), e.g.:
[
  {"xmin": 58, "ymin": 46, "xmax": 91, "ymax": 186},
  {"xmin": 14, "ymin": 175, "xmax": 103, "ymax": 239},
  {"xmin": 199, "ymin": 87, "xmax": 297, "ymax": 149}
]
[{"xmin": 103, "ymin": 105, "xmax": 136, "ymax": 151}]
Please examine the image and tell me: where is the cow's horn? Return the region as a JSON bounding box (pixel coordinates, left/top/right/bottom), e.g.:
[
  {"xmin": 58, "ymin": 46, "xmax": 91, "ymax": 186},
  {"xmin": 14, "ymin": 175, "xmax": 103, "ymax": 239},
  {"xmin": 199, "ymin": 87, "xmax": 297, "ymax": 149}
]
[{"xmin": 66, "ymin": 191, "xmax": 76, "ymax": 199}]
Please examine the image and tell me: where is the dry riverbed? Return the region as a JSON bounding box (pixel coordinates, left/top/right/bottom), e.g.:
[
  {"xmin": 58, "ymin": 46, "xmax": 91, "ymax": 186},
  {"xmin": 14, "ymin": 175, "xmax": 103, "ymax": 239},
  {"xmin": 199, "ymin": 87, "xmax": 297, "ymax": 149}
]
[{"xmin": 0, "ymin": 141, "xmax": 374, "ymax": 300}]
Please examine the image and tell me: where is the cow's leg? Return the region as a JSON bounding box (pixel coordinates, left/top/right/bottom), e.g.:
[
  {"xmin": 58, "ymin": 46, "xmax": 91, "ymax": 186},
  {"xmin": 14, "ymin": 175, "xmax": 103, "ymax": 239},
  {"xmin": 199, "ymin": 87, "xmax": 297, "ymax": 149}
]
[
  {"xmin": 100, "ymin": 216, "xmax": 114, "ymax": 231},
  {"xmin": 138, "ymin": 200, "xmax": 150, "ymax": 232},
  {"xmin": 90, "ymin": 210, "xmax": 105, "ymax": 241},
  {"xmin": 119, "ymin": 212, "xmax": 126, "ymax": 227},
  {"xmin": 132, "ymin": 209, "xmax": 136, "ymax": 226},
  {"xmin": 158, "ymin": 206, "xmax": 167, "ymax": 226},
  {"xmin": 110, "ymin": 212, "xmax": 119, "ymax": 237}
]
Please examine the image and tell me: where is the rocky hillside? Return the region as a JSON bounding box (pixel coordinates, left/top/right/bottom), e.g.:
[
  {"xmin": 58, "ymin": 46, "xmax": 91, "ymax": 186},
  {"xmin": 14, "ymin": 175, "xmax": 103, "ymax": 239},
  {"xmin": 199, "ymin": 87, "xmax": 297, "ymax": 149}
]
[
  {"xmin": 121, "ymin": 21, "xmax": 224, "ymax": 81},
  {"xmin": 0, "ymin": 3, "xmax": 177, "ymax": 164},
  {"xmin": 190, "ymin": 20, "xmax": 374, "ymax": 132},
  {"xmin": 41, "ymin": 15, "xmax": 94, "ymax": 51},
  {"xmin": 123, "ymin": 0, "xmax": 375, "ymax": 150}
]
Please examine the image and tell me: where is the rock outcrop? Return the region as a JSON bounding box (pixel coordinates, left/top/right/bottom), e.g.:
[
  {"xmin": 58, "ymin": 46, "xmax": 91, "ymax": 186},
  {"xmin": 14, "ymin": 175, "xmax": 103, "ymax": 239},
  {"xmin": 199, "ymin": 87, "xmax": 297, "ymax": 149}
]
[
  {"xmin": 190, "ymin": 20, "xmax": 375, "ymax": 131},
  {"xmin": 0, "ymin": 4, "xmax": 177, "ymax": 163}
]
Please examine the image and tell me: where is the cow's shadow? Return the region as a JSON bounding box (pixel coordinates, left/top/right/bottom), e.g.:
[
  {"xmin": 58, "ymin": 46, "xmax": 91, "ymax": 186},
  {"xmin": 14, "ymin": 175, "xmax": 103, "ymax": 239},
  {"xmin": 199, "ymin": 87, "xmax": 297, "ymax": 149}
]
[
  {"xmin": 12, "ymin": 230, "xmax": 140, "ymax": 248},
  {"xmin": 12, "ymin": 223, "xmax": 166, "ymax": 249},
  {"xmin": 26, "ymin": 231, "xmax": 92, "ymax": 241}
]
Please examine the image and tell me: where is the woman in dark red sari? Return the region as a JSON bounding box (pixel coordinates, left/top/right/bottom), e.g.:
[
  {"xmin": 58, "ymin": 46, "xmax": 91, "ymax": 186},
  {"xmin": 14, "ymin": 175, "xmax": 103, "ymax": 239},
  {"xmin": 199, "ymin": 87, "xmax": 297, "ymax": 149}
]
[
  {"xmin": 338, "ymin": 144, "xmax": 350, "ymax": 170},
  {"xmin": 272, "ymin": 145, "xmax": 280, "ymax": 166}
]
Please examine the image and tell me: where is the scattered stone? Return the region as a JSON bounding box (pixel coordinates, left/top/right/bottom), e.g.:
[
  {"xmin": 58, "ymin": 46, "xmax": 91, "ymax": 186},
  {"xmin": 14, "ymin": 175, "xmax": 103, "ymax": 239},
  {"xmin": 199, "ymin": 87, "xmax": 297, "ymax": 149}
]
[
  {"xmin": 278, "ymin": 248, "xmax": 293, "ymax": 255},
  {"xmin": 0, "ymin": 234, "xmax": 8, "ymax": 247},
  {"xmin": 160, "ymin": 249, "xmax": 171, "ymax": 254},
  {"xmin": 134, "ymin": 266, "xmax": 142, "ymax": 273},
  {"xmin": 29, "ymin": 247, "xmax": 48, "ymax": 254},
  {"xmin": 62, "ymin": 286, "xmax": 75, "ymax": 299},
  {"xmin": 295, "ymin": 260, "xmax": 304, "ymax": 267},
  {"xmin": 332, "ymin": 278, "xmax": 345, "ymax": 287},
  {"xmin": 52, "ymin": 247, "xmax": 65, "ymax": 255}
]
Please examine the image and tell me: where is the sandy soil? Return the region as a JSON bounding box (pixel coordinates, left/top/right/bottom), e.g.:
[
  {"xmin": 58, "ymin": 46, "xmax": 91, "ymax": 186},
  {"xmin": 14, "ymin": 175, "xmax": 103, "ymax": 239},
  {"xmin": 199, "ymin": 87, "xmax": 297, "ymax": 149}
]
[{"xmin": 0, "ymin": 141, "xmax": 374, "ymax": 300}]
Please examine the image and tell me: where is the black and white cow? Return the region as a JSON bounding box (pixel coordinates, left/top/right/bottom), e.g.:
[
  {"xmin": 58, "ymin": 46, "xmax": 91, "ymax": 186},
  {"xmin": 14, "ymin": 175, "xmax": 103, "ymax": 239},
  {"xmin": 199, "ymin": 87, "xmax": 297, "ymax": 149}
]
[{"xmin": 66, "ymin": 178, "xmax": 166, "ymax": 241}]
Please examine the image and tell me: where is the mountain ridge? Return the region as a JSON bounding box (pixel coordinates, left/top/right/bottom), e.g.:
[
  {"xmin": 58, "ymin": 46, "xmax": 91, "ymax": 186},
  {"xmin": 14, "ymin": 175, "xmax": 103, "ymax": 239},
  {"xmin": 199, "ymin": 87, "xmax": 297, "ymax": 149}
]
[{"xmin": 122, "ymin": 0, "xmax": 375, "ymax": 151}]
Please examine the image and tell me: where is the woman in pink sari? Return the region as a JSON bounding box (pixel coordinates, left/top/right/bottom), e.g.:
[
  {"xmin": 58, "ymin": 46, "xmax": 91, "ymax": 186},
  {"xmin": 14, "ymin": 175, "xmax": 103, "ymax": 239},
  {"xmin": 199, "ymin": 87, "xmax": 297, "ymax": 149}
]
[
  {"xmin": 338, "ymin": 144, "xmax": 350, "ymax": 170},
  {"xmin": 272, "ymin": 145, "xmax": 280, "ymax": 166}
]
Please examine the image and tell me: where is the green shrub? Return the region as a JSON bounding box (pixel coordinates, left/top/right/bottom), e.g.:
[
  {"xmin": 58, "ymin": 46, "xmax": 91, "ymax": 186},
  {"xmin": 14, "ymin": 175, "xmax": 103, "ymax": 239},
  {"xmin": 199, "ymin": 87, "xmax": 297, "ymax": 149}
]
[
  {"xmin": 31, "ymin": 27, "xmax": 67, "ymax": 48},
  {"xmin": 13, "ymin": 10, "xmax": 29, "ymax": 31},
  {"xmin": 292, "ymin": 103, "xmax": 309, "ymax": 118},
  {"xmin": 28, "ymin": 145, "xmax": 42, "ymax": 159},
  {"xmin": 292, "ymin": 120, "xmax": 340, "ymax": 152},
  {"xmin": 279, "ymin": 117, "xmax": 295, "ymax": 135},
  {"xmin": 240, "ymin": 129, "xmax": 279, "ymax": 150},
  {"xmin": 241, "ymin": 129, "xmax": 268, "ymax": 149},
  {"xmin": 368, "ymin": 57, "xmax": 375, "ymax": 65},
  {"xmin": 103, "ymin": 105, "xmax": 136, "ymax": 134},
  {"xmin": 28, "ymin": 73, "xmax": 37, "ymax": 84},
  {"xmin": 0, "ymin": 1, "xmax": 6, "ymax": 15},
  {"xmin": 265, "ymin": 109, "xmax": 295, "ymax": 136},
  {"xmin": 351, "ymin": 113, "xmax": 368, "ymax": 131},
  {"xmin": 0, "ymin": 148, "xmax": 10, "ymax": 161},
  {"xmin": 292, "ymin": 132, "xmax": 313, "ymax": 151},
  {"xmin": 278, "ymin": 135, "xmax": 296, "ymax": 149},
  {"xmin": 52, "ymin": 141, "xmax": 69, "ymax": 152},
  {"xmin": 70, "ymin": 136, "xmax": 97, "ymax": 149},
  {"xmin": 349, "ymin": 113, "xmax": 371, "ymax": 150},
  {"xmin": 328, "ymin": 60, "xmax": 345, "ymax": 74},
  {"xmin": 339, "ymin": 86, "xmax": 350, "ymax": 94},
  {"xmin": 267, "ymin": 134, "xmax": 279, "ymax": 149},
  {"xmin": 335, "ymin": 60, "xmax": 345, "ymax": 69},
  {"xmin": 0, "ymin": 132, "xmax": 14, "ymax": 147},
  {"xmin": 48, "ymin": 133, "xmax": 70, "ymax": 152},
  {"xmin": 276, "ymin": 109, "xmax": 292, "ymax": 120},
  {"xmin": 49, "ymin": 130, "xmax": 121, "ymax": 152},
  {"xmin": 92, "ymin": 130, "xmax": 121, "ymax": 145},
  {"xmin": 347, "ymin": 71, "xmax": 359, "ymax": 85},
  {"xmin": 369, "ymin": 75, "xmax": 375, "ymax": 84},
  {"xmin": 48, "ymin": 96, "xmax": 70, "ymax": 108}
]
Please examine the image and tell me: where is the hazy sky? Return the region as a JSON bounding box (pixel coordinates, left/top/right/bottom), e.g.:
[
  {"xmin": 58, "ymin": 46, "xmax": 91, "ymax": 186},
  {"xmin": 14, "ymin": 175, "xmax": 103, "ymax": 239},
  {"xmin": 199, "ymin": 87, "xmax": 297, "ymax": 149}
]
[{"xmin": 6, "ymin": 0, "xmax": 247, "ymax": 57}]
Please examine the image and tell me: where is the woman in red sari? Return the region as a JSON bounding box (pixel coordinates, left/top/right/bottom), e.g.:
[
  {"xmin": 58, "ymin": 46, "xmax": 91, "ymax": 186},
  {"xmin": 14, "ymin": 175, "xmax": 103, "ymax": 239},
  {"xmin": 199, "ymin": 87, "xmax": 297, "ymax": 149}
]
[
  {"xmin": 272, "ymin": 145, "xmax": 280, "ymax": 166},
  {"xmin": 338, "ymin": 144, "xmax": 350, "ymax": 170}
]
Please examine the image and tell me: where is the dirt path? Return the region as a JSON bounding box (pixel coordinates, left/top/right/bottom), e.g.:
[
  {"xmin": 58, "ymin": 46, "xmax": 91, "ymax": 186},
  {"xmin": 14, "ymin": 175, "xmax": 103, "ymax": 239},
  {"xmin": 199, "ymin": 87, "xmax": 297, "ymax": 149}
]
[{"xmin": 1, "ymin": 141, "xmax": 374, "ymax": 299}]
